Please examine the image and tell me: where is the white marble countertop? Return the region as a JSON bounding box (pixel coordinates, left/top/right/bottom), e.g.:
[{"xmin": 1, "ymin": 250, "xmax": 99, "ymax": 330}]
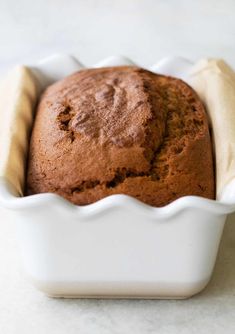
[{"xmin": 1, "ymin": 0, "xmax": 235, "ymax": 332}]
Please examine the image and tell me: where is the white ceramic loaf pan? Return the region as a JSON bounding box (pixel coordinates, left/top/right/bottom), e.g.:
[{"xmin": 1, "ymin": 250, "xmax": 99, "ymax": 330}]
[{"xmin": 0, "ymin": 55, "xmax": 235, "ymax": 299}]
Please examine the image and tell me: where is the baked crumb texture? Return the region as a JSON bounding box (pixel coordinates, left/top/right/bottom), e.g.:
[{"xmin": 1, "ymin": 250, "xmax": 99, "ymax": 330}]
[{"xmin": 27, "ymin": 66, "xmax": 215, "ymax": 206}]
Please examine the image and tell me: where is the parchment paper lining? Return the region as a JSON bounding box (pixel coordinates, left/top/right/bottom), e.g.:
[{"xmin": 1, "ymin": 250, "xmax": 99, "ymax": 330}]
[
  {"xmin": 0, "ymin": 59, "xmax": 234, "ymax": 200},
  {"xmin": 0, "ymin": 66, "xmax": 37, "ymax": 195},
  {"xmin": 189, "ymin": 59, "xmax": 235, "ymax": 199}
]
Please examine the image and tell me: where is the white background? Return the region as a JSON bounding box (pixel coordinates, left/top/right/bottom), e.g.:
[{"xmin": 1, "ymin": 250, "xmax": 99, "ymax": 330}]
[
  {"xmin": 1, "ymin": 0, "xmax": 235, "ymax": 333},
  {"xmin": 0, "ymin": 0, "xmax": 235, "ymax": 71}
]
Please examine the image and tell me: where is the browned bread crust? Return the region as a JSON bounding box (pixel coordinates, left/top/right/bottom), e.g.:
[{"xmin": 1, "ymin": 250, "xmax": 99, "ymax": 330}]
[{"xmin": 27, "ymin": 66, "xmax": 215, "ymax": 206}]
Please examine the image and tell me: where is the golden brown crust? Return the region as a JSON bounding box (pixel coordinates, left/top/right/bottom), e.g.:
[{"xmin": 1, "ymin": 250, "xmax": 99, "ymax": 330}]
[{"xmin": 26, "ymin": 66, "xmax": 215, "ymax": 206}]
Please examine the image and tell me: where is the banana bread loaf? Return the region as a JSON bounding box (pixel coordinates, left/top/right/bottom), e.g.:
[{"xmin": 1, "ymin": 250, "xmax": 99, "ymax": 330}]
[{"xmin": 27, "ymin": 66, "xmax": 215, "ymax": 206}]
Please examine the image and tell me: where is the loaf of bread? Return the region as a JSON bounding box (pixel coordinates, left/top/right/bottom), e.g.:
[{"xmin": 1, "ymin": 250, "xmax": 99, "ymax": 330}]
[{"xmin": 27, "ymin": 66, "xmax": 214, "ymax": 206}]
